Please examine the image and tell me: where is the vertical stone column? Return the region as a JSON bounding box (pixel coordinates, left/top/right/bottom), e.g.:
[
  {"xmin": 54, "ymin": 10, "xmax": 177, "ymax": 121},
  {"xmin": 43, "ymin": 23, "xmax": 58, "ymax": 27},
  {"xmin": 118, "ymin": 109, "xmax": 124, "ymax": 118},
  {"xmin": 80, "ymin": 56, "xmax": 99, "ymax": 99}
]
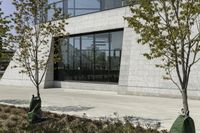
[{"xmin": 118, "ymin": 27, "xmax": 136, "ymax": 94}]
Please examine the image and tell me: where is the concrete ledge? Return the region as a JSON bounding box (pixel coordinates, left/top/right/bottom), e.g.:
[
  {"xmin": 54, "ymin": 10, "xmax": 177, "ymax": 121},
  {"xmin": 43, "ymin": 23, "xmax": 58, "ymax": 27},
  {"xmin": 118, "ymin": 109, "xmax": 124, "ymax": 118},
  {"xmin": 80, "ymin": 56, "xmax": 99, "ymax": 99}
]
[
  {"xmin": 54, "ymin": 81, "xmax": 118, "ymax": 92},
  {"xmin": 0, "ymin": 79, "xmax": 47, "ymax": 89},
  {"xmin": 118, "ymin": 86, "xmax": 200, "ymax": 100}
]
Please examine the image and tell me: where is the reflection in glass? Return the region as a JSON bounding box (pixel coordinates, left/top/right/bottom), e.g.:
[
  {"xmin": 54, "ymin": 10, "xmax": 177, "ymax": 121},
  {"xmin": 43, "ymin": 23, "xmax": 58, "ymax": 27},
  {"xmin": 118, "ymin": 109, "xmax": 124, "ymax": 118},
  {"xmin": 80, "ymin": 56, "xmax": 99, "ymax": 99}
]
[
  {"xmin": 48, "ymin": 0, "xmax": 62, "ymax": 4},
  {"xmin": 47, "ymin": 2, "xmax": 63, "ymax": 21},
  {"xmin": 82, "ymin": 35, "xmax": 94, "ymax": 50},
  {"xmin": 110, "ymin": 31, "xmax": 123, "ymax": 50},
  {"xmin": 73, "ymin": 37, "xmax": 81, "ymax": 80},
  {"xmin": 68, "ymin": 0, "xmax": 74, "ymax": 8},
  {"xmin": 82, "ymin": 35, "xmax": 95, "ymax": 81},
  {"xmin": 75, "ymin": 0, "xmax": 100, "ymax": 8},
  {"xmin": 54, "ymin": 30, "xmax": 123, "ymax": 83},
  {"xmin": 95, "ymin": 33, "xmax": 109, "ymax": 50},
  {"xmin": 101, "ymin": 0, "xmax": 122, "ymax": 10},
  {"xmin": 46, "ymin": 0, "xmax": 128, "ymax": 21}
]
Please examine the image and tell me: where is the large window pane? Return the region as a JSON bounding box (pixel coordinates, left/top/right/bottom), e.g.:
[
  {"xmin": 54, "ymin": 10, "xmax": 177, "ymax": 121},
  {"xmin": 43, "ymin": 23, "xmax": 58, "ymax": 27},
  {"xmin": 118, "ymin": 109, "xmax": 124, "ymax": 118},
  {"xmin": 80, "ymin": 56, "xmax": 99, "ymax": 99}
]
[
  {"xmin": 47, "ymin": 2, "xmax": 63, "ymax": 21},
  {"xmin": 75, "ymin": 9, "xmax": 99, "ymax": 16},
  {"xmin": 95, "ymin": 50, "xmax": 109, "ymax": 81},
  {"xmin": 68, "ymin": 0, "xmax": 74, "ymax": 8},
  {"xmin": 75, "ymin": 0, "xmax": 100, "ymax": 9},
  {"xmin": 101, "ymin": 0, "xmax": 123, "ymax": 10},
  {"xmin": 46, "ymin": 0, "xmax": 128, "ymax": 21},
  {"xmin": 60, "ymin": 38, "xmax": 69, "ymax": 66},
  {"xmin": 95, "ymin": 33, "xmax": 109, "ymax": 50},
  {"xmin": 82, "ymin": 35, "xmax": 95, "ymax": 81},
  {"xmin": 54, "ymin": 38, "xmax": 68, "ymax": 80},
  {"xmin": 94, "ymin": 33, "xmax": 109, "ymax": 81},
  {"xmin": 82, "ymin": 35, "xmax": 94, "ymax": 50},
  {"xmin": 54, "ymin": 30, "xmax": 123, "ymax": 83},
  {"xmin": 110, "ymin": 31, "xmax": 123, "ymax": 82},
  {"xmin": 110, "ymin": 31, "xmax": 123, "ymax": 50},
  {"xmin": 73, "ymin": 37, "xmax": 81, "ymax": 80},
  {"xmin": 48, "ymin": 0, "xmax": 62, "ymax": 4},
  {"xmin": 68, "ymin": 38, "xmax": 74, "ymax": 70},
  {"xmin": 74, "ymin": 37, "xmax": 81, "ymax": 67},
  {"xmin": 67, "ymin": 9, "xmax": 75, "ymax": 16}
]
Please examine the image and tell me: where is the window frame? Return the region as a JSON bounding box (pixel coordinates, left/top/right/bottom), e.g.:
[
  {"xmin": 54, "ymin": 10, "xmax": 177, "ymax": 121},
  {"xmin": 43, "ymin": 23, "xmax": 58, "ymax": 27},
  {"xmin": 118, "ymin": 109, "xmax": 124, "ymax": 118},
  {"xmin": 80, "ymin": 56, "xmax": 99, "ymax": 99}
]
[
  {"xmin": 54, "ymin": 29, "xmax": 123, "ymax": 83},
  {"xmin": 45, "ymin": 0, "xmax": 129, "ymax": 22}
]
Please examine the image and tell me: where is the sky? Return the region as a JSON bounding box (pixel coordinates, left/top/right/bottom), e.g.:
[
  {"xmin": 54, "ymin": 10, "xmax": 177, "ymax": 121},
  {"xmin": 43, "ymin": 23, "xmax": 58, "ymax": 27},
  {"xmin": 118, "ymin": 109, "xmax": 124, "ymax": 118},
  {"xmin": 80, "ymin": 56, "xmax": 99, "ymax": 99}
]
[
  {"xmin": 1, "ymin": 0, "xmax": 15, "ymax": 17},
  {"xmin": 1, "ymin": 1, "xmax": 15, "ymax": 35}
]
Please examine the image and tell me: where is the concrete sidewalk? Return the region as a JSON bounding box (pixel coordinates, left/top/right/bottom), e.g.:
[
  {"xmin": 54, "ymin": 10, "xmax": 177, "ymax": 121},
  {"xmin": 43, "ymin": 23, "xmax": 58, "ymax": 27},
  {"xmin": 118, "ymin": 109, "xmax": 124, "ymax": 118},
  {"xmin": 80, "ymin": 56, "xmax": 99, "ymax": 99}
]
[{"xmin": 0, "ymin": 85, "xmax": 199, "ymax": 131}]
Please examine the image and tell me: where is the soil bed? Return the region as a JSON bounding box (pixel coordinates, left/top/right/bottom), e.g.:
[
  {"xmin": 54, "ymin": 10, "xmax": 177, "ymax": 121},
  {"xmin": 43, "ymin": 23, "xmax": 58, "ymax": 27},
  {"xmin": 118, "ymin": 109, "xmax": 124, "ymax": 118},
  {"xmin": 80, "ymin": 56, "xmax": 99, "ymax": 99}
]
[{"xmin": 0, "ymin": 104, "xmax": 167, "ymax": 133}]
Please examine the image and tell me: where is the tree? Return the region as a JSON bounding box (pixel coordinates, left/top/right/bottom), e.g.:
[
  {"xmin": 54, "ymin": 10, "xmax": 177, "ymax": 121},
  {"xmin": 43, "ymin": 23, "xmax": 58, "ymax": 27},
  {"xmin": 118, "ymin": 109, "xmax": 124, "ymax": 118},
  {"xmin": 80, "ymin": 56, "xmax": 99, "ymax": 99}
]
[
  {"xmin": 0, "ymin": 1, "xmax": 10, "ymax": 40},
  {"xmin": 11, "ymin": 0, "xmax": 68, "ymax": 98},
  {"xmin": 126, "ymin": 0, "xmax": 200, "ymax": 117},
  {"xmin": 0, "ymin": 1, "xmax": 11, "ymax": 64}
]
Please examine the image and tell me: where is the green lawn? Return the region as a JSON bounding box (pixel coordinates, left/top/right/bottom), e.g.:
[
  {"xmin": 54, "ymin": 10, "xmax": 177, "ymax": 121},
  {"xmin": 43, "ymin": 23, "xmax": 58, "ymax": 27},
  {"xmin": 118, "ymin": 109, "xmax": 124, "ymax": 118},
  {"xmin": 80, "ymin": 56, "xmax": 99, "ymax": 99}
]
[{"xmin": 0, "ymin": 104, "xmax": 168, "ymax": 133}]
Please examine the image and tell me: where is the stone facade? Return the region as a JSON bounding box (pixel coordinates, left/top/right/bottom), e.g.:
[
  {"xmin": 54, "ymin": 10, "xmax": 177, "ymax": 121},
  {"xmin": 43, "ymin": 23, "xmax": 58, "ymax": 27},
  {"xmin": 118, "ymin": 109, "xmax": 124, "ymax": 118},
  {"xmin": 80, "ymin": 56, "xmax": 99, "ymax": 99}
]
[{"xmin": 1, "ymin": 6, "xmax": 200, "ymax": 99}]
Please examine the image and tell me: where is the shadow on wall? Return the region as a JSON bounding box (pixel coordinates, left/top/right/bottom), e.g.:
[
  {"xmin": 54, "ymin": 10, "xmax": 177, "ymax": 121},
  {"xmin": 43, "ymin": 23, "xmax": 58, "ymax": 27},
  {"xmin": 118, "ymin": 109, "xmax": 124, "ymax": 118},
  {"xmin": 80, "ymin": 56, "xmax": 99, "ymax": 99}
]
[
  {"xmin": 0, "ymin": 71, "xmax": 3, "ymax": 79},
  {"xmin": 44, "ymin": 39, "xmax": 59, "ymax": 89}
]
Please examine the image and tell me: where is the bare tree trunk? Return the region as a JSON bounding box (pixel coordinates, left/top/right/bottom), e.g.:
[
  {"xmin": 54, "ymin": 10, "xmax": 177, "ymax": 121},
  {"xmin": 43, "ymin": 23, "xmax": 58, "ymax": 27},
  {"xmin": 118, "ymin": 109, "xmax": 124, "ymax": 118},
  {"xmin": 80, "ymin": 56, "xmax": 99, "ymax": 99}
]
[
  {"xmin": 35, "ymin": 41, "xmax": 40, "ymax": 98},
  {"xmin": 35, "ymin": 58, "xmax": 40, "ymax": 98},
  {"xmin": 36, "ymin": 83, "xmax": 40, "ymax": 98},
  {"xmin": 0, "ymin": 37, "xmax": 2, "ymax": 60},
  {"xmin": 182, "ymin": 89, "xmax": 189, "ymax": 117}
]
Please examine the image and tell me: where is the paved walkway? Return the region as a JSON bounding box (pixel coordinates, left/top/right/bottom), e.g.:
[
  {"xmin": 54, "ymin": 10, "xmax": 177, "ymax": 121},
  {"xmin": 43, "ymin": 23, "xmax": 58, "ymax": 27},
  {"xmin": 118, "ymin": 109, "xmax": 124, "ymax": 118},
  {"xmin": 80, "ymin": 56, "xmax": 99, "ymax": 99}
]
[{"xmin": 0, "ymin": 85, "xmax": 200, "ymax": 131}]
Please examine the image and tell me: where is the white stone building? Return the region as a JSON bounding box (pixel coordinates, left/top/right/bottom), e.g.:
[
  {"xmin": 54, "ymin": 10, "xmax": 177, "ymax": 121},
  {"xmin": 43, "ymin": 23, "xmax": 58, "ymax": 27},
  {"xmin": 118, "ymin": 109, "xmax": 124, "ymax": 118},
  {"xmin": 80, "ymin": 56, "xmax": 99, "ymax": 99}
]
[{"xmin": 1, "ymin": 0, "xmax": 200, "ymax": 99}]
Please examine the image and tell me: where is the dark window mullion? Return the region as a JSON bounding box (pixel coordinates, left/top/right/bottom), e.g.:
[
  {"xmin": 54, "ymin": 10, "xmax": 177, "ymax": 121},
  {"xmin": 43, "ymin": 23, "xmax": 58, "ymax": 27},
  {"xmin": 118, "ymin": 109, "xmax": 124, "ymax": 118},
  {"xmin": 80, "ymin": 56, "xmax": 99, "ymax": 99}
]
[
  {"xmin": 80, "ymin": 36, "xmax": 82, "ymax": 80},
  {"xmin": 48, "ymin": 1, "xmax": 63, "ymax": 6},
  {"xmin": 71, "ymin": 8, "xmax": 101, "ymax": 10},
  {"xmin": 66, "ymin": 37, "xmax": 69, "ymax": 80},
  {"xmin": 108, "ymin": 32, "xmax": 111, "ymax": 82},
  {"xmin": 100, "ymin": 0, "xmax": 103, "ymax": 11},
  {"xmin": 93, "ymin": 34, "xmax": 96, "ymax": 81},
  {"xmin": 72, "ymin": 37, "xmax": 75, "ymax": 80},
  {"xmin": 63, "ymin": 0, "xmax": 68, "ymax": 18},
  {"xmin": 73, "ymin": 0, "xmax": 76, "ymax": 16}
]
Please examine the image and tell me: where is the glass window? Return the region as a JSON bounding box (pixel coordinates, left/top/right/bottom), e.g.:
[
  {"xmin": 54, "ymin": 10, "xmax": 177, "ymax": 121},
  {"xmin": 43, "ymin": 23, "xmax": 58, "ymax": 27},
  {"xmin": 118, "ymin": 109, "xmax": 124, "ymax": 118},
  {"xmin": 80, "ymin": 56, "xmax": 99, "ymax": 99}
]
[
  {"xmin": 68, "ymin": 37, "xmax": 74, "ymax": 70},
  {"xmin": 47, "ymin": 2, "xmax": 63, "ymax": 21},
  {"xmin": 68, "ymin": 0, "xmax": 74, "ymax": 8},
  {"xmin": 60, "ymin": 38, "xmax": 69, "ymax": 65},
  {"xmin": 110, "ymin": 31, "xmax": 123, "ymax": 50},
  {"xmin": 54, "ymin": 30, "xmax": 123, "ymax": 83},
  {"xmin": 48, "ymin": 0, "xmax": 62, "ymax": 4},
  {"xmin": 82, "ymin": 35, "xmax": 95, "ymax": 79},
  {"xmin": 74, "ymin": 37, "xmax": 81, "ymax": 70},
  {"xmin": 82, "ymin": 35, "xmax": 94, "ymax": 50},
  {"xmin": 95, "ymin": 33, "xmax": 109, "ymax": 50},
  {"xmin": 75, "ymin": 9, "xmax": 99, "ymax": 16},
  {"xmin": 94, "ymin": 33, "xmax": 109, "ymax": 81},
  {"xmin": 67, "ymin": 9, "xmax": 75, "ymax": 16},
  {"xmin": 110, "ymin": 31, "xmax": 123, "ymax": 82},
  {"xmin": 101, "ymin": 0, "xmax": 123, "ymax": 10},
  {"xmin": 54, "ymin": 37, "xmax": 68, "ymax": 81},
  {"xmin": 45, "ymin": 0, "xmax": 128, "ymax": 21},
  {"xmin": 75, "ymin": 0, "xmax": 100, "ymax": 9}
]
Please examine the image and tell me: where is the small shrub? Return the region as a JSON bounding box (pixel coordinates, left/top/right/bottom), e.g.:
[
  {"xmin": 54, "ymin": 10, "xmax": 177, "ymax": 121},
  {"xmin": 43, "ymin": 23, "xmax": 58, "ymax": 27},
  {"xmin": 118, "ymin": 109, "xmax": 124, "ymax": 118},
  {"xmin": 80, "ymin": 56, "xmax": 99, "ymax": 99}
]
[
  {"xmin": 4, "ymin": 107, "xmax": 11, "ymax": 113},
  {"xmin": 11, "ymin": 109, "xmax": 21, "ymax": 115},
  {"xmin": 19, "ymin": 120, "xmax": 28, "ymax": 129},
  {"xmin": 0, "ymin": 123, "xmax": 3, "ymax": 128},
  {"xmin": 0, "ymin": 113, "xmax": 9, "ymax": 120},
  {"xmin": 9, "ymin": 115, "xmax": 19, "ymax": 121},
  {"xmin": 5, "ymin": 119, "xmax": 17, "ymax": 128},
  {"xmin": 0, "ymin": 104, "xmax": 168, "ymax": 133}
]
